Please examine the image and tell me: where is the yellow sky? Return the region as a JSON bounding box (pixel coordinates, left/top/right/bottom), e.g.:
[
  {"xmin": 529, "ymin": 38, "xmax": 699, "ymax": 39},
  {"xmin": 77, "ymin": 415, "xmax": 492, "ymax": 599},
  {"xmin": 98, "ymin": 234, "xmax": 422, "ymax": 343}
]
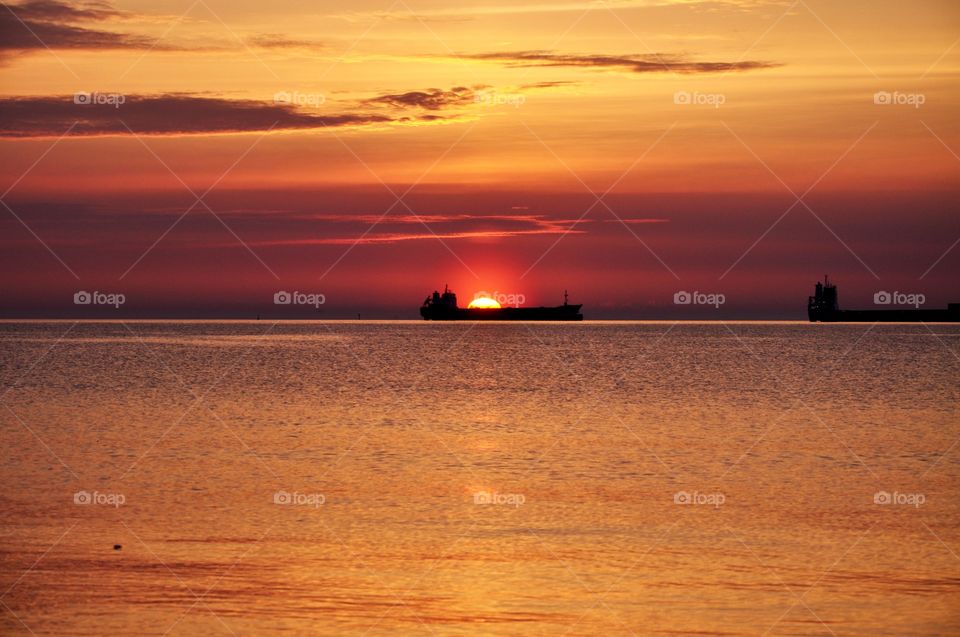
[{"xmin": 2, "ymin": 0, "xmax": 957, "ymax": 194}]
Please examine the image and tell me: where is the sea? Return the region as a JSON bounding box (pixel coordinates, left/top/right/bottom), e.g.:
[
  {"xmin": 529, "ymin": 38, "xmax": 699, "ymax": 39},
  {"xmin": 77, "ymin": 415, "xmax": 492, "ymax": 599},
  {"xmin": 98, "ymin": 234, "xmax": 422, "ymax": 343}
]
[{"xmin": 1, "ymin": 320, "xmax": 958, "ymax": 636}]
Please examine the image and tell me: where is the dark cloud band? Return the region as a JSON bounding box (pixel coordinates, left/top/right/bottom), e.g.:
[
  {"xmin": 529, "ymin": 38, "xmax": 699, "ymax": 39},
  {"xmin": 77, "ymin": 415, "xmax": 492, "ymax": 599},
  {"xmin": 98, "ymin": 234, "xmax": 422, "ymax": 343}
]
[{"xmin": 0, "ymin": 95, "xmax": 403, "ymax": 137}]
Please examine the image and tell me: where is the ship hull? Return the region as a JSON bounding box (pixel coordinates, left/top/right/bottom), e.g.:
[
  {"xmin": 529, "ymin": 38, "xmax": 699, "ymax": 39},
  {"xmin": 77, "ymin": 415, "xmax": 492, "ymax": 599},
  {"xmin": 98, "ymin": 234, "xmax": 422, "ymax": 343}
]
[
  {"xmin": 808, "ymin": 308, "xmax": 960, "ymax": 322},
  {"xmin": 421, "ymin": 304, "xmax": 583, "ymax": 321}
]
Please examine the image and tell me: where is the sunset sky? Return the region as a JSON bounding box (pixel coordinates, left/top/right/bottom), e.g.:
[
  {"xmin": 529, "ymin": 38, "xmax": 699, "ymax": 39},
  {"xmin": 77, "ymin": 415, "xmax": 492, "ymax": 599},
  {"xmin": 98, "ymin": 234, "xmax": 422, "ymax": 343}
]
[{"xmin": 1, "ymin": 0, "xmax": 957, "ymax": 317}]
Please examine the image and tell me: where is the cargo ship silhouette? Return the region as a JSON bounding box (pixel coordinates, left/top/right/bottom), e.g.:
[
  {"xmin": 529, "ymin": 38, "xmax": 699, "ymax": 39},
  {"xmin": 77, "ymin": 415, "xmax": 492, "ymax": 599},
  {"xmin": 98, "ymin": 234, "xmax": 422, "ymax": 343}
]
[
  {"xmin": 808, "ymin": 276, "xmax": 959, "ymax": 322},
  {"xmin": 421, "ymin": 286, "xmax": 583, "ymax": 321}
]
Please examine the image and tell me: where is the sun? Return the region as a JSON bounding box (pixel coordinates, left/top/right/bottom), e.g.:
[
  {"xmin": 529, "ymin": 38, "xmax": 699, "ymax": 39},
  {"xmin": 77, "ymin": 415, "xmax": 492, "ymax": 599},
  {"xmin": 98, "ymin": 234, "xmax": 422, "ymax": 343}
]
[{"xmin": 468, "ymin": 296, "xmax": 502, "ymax": 309}]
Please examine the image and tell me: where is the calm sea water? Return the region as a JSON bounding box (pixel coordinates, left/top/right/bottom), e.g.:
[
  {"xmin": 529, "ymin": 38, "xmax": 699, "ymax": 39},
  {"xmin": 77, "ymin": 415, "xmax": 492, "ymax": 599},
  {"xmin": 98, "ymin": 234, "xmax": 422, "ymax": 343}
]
[{"xmin": 0, "ymin": 321, "xmax": 958, "ymax": 636}]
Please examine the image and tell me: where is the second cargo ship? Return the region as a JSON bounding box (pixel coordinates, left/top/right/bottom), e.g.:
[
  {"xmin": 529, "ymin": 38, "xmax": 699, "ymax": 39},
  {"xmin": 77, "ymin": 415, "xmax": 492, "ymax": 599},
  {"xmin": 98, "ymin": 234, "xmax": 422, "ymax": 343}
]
[{"xmin": 808, "ymin": 276, "xmax": 959, "ymax": 322}]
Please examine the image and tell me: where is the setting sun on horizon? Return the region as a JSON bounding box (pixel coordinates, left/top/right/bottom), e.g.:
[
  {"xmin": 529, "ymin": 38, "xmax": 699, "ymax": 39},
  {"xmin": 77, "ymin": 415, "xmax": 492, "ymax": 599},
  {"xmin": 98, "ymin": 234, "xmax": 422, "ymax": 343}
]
[{"xmin": 467, "ymin": 296, "xmax": 502, "ymax": 309}]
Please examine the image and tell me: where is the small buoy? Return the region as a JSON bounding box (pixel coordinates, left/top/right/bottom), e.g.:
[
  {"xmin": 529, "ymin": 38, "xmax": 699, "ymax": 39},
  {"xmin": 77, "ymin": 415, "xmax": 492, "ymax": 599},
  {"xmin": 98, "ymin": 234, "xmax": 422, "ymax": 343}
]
[{"xmin": 113, "ymin": 544, "xmax": 122, "ymax": 550}]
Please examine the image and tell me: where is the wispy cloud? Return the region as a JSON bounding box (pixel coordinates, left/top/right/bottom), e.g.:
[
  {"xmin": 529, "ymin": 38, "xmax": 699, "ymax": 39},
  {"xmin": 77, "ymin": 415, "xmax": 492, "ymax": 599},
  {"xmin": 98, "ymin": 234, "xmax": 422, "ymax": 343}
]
[
  {"xmin": 360, "ymin": 82, "xmax": 574, "ymax": 111},
  {"xmin": 459, "ymin": 51, "xmax": 779, "ymax": 74},
  {"xmin": 605, "ymin": 218, "xmax": 670, "ymax": 224},
  {"xmin": 362, "ymin": 86, "xmax": 478, "ymax": 110},
  {"xmin": 517, "ymin": 81, "xmax": 578, "ymax": 90},
  {"xmin": 220, "ymin": 213, "xmax": 668, "ymax": 246},
  {"xmin": 243, "ymin": 33, "xmax": 326, "ymax": 50},
  {"xmin": 268, "ymin": 228, "xmax": 583, "ymax": 246},
  {"xmin": 10, "ymin": 0, "xmax": 119, "ymax": 22},
  {"xmin": 0, "ymin": 0, "xmax": 323, "ymax": 58},
  {"xmin": 0, "ymin": 0, "xmax": 156, "ymax": 54},
  {"xmin": 338, "ymin": 0, "xmax": 791, "ymax": 22}
]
